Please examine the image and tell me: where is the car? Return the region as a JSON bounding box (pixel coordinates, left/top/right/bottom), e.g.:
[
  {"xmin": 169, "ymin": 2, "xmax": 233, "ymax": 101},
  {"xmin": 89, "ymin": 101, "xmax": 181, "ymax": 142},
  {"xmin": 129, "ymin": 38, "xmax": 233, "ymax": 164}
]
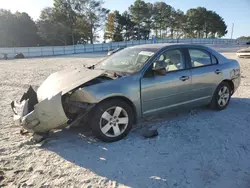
[
  {"xmin": 11, "ymin": 44, "xmax": 241, "ymax": 142},
  {"xmin": 107, "ymin": 47, "xmax": 124, "ymax": 56},
  {"xmin": 236, "ymin": 47, "xmax": 250, "ymax": 58},
  {"xmin": 246, "ymin": 41, "xmax": 250, "ymax": 45}
]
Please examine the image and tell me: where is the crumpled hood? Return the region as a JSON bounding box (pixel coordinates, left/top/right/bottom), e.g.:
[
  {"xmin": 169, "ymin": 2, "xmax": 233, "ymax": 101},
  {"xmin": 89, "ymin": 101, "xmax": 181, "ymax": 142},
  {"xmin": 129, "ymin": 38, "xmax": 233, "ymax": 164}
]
[{"xmin": 37, "ymin": 67, "xmax": 105, "ymax": 102}]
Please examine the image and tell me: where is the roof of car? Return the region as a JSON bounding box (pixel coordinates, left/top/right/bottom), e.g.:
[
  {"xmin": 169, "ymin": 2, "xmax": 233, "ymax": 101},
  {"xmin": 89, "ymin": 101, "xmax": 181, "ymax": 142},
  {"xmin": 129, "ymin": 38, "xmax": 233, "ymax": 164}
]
[
  {"xmin": 128, "ymin": 43, "xmax": 207, "ymax": 51},
  {"xmin": 126, "ymin": 43, "xmax": 227, "ymax": 61}
]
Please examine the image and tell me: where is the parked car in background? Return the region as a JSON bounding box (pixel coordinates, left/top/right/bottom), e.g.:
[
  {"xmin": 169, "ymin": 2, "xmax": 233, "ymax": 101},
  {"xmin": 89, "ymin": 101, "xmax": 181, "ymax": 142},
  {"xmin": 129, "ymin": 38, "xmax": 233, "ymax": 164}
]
[
  {"xmin": 11, "ymin": 44, "xmax": 241, "ymax": 142},
  {"xmin": 246, "ymin": 41, "xmax": 250, "ymax": 45},
  {"xmin": 237, "ymin": 47, "xmax": 250, "ymax": 58}
]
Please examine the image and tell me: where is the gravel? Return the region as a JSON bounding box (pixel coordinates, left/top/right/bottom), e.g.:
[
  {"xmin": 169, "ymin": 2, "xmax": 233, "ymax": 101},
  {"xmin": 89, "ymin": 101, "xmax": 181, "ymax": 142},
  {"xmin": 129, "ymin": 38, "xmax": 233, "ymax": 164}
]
[{"xmin": 0, "ymin": 48, "xmax": 250, "ymax": 188}]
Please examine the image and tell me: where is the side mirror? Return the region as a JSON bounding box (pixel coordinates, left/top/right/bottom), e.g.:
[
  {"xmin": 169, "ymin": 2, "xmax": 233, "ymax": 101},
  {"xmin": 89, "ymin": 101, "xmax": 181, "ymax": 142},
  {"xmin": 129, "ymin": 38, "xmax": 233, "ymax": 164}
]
[{"xmin": 152, "ymin": 61, "xmax": 167, "ymax": 75}]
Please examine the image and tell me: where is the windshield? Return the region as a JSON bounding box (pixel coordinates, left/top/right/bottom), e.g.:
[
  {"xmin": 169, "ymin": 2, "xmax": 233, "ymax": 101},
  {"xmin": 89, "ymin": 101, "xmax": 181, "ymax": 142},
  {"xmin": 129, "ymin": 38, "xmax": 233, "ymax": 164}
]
[{"xmin": 96, "ymin": 48, "xmax": 155, "ymax": 73}]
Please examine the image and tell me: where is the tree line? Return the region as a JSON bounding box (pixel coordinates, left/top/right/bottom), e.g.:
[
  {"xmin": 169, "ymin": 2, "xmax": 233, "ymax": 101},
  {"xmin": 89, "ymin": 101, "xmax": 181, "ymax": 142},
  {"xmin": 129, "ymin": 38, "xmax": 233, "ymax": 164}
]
[
  {"xmin": 238, "ymin": 36, "xmax": 250, "ymax": 40},
  {"xmin": 0, "ymin": 0, "xmax": 232, "ymax": 47},
  {"xmin": 104, "ymin": 1, "xmax": 228, "ymax": 42}
]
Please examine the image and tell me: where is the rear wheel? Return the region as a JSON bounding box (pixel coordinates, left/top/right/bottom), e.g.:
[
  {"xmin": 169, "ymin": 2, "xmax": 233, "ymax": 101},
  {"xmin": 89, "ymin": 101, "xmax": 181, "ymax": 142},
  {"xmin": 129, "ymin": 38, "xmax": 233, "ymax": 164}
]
[
  {"xmin": 90, "ymin": 99, "xmax": 134, "ymax": 142},
  {"xmin": 210, "ymin": 82, "xmax": 231, "ymax": 110}
]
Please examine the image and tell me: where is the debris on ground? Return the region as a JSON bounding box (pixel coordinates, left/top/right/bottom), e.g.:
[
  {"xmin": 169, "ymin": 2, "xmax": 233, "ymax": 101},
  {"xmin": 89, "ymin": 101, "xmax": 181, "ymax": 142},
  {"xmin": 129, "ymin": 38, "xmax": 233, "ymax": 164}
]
[
  {"xmin": 14, "ymin": 53, "xmax": 25, "ymax": 59},
  {"xmin": 142, "ymin": 129, "xmax": 159, "ymax": 138},
  {"xmin": 0, "ymin": 170, "xmax": 5, "ymax": 183}
]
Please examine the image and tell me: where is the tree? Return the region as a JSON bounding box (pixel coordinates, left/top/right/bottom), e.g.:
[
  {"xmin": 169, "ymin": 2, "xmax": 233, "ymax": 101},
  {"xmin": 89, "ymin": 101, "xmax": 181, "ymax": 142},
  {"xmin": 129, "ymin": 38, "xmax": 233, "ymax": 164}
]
[
  {"xmin": 238, "ymin": 36, "xmax": 250, "ymax": 40},
  {"xmin": 0, "ymin": 9, "xmax": 39, "ymax": 47},
  {"xmin": 129, "ymin": 0, "xmax": 150, "ymax": 40},
  {"xmin": 37, "ymin": 7, "xmax": 72, "ymax": 45},
  {"xmin": 209, "ymin": 11, "xmax": 227, "ymax": 38},
  {"xmin": 174, "ymin": 10, "xmax": 186, "ymax": 39},
  {"xmin": 104, "ymin": 13, "xmax": 115, "ymax": 41},
  {"xmin": 112, "ymin": 11, "xmax": 123, "ymax": 41},
  {"xmin": 185, "ymin": 7, "xmax": 207, "ymax": 38},
  {"xmin": 120, "ymin": 11, "xmax": 135, "ymax": 41},
  {"xmin": 152, "ymin": 2, "xmax": 172, "ymax": 38},
  {"xmin": 185, "ymin": 7, "xmax": 227, "ymax": 38},
  {"xmin": 53, "ymin": 0, "xmax": 78, "ymax": 45},
  {"xmin": 75, "ymin": 0, "xmax": 109, "ymax": 43},
  {"xmin": 14, "ymin": 12, "xmax": 39, "ymax": 46}
]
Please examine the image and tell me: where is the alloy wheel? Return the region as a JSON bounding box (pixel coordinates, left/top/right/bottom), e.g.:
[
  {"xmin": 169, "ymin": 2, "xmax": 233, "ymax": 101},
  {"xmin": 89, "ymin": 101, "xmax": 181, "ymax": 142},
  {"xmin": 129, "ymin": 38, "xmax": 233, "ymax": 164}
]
[
  {"xmin": 99, "ymin": 106, "xmax": 129, "ymax": 137},
  {"xmin": 217, "ymin": 86, "xmax": 230, "ymax": 107}
]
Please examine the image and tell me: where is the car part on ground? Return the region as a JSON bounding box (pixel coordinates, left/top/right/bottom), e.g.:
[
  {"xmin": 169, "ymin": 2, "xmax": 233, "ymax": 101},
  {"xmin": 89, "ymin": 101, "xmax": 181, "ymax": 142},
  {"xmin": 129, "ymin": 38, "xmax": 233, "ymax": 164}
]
[
  {"xmin": 236, "ymin": 47, "xmax": 250, "ymax": 58},
  {"xmin": 11, "ymin": 44, "xmax": 241, "ymax": 142},
  {"xmin": 14, "ymin": 53, "xmax": 25, "ymax": 59},
  {"xmin": 142, "ymin": 129, "xmax": 159, "ymax": 139}
]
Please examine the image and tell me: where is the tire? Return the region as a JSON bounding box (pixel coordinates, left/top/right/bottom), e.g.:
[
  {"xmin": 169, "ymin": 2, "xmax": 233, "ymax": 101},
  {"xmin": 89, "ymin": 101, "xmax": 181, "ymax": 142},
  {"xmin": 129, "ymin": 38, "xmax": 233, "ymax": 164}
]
[
  {"xmin": 90, "ymin": 99, "xmax": 134, "ymax": 142},
  {"xmin": 210, "ymin": 82, "xmax": 232, "ymax": 110}
]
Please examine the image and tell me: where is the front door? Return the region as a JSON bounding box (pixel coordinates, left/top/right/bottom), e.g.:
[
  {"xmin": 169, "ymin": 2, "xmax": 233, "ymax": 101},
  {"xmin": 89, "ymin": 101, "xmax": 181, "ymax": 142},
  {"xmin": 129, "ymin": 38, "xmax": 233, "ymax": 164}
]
[{"xmin": 141, "ymin": 48, "xmax": 193, "ymax": 115}]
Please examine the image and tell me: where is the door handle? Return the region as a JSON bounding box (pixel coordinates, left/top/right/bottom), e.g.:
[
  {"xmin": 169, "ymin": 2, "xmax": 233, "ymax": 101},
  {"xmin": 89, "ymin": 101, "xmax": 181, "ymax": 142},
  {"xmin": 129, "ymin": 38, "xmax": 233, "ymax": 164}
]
[
  {"xmin": 215, "ymin": 69, "xmax": 222, "ymax": 74},
  {"xmin": 179, "ymin": 76, "xmax": 190, "ymax": 81}
]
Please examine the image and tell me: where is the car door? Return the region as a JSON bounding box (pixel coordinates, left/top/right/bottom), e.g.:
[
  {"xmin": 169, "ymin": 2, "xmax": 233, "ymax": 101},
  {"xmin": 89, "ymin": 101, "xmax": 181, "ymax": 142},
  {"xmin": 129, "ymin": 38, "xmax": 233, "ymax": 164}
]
[
  {"xmin": 187, "ymin": 48, "xmax": 223, "ymax": 102},
  {"xmin": 140, "ymin": 48, "xmax": 193, "ymax": 116}
]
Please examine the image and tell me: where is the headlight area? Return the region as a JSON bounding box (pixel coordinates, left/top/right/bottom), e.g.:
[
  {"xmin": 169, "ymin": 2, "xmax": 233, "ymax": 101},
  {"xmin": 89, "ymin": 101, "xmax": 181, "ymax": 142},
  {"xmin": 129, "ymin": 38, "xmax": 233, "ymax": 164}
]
[{"xmin": 62, "ymin": 93, "xmax": 96, "ymax": 127}]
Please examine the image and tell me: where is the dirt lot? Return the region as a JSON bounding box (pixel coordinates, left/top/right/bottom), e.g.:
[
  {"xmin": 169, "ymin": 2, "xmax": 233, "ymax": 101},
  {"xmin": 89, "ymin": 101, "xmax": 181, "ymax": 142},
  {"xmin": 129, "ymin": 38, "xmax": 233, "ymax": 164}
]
[{"xmin": 0, "ymin": 48, "xmax": 250, "ymax": 188}]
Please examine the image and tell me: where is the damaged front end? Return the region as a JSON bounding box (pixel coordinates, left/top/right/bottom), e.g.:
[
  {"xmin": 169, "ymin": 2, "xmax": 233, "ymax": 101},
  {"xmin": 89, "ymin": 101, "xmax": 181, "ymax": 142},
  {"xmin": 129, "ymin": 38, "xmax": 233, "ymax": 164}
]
[
  {"xmin": 11, "ymin": 86, "xmax": 70, "ymax": 134},
  {"xmin": 10, "ymin": 67, "xmax": 111, "ymax": 134}
]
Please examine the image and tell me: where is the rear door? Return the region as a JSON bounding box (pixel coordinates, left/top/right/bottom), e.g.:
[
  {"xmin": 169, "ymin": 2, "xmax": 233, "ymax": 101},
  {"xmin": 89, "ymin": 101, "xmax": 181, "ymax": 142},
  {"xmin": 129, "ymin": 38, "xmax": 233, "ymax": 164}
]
[{"xmin": 187, "ymin": 48, "xmax": 223, "ymax": 102}]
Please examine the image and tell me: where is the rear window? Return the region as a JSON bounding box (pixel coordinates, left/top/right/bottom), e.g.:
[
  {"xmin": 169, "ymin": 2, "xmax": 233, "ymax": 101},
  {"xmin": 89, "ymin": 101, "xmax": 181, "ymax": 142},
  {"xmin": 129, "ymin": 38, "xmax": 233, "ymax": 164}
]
[{"xmin": 189, "ymin": 49, "xmax": 212, "ymax": 68}]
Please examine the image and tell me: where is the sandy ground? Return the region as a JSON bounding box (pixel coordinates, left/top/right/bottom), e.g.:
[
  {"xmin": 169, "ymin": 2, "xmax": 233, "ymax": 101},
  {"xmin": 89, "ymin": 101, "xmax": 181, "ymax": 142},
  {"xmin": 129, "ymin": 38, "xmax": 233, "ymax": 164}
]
[{"xmin": 0, "ymin": 47, "xmax": 250, "ymax": 188}]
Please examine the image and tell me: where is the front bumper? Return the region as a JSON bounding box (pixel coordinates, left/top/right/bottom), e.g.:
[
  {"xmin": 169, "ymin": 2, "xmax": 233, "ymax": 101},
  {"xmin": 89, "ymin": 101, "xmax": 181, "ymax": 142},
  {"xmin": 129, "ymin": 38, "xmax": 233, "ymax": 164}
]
[
  {"xmin": 11, "ymin": 87, "xmax": 69, "ymax": 133},
  {"xmin": 236, "ymin": 52, "xmax": 250, "ymax": 58}
]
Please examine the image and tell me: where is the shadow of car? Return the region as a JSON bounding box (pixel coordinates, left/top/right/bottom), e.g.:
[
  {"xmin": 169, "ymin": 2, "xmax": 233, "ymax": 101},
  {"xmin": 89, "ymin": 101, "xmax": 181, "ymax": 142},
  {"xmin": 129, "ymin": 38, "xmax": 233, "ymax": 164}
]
[{"xmin": 42, "ymin": 97, "xmax": 250, "ymax": 187}]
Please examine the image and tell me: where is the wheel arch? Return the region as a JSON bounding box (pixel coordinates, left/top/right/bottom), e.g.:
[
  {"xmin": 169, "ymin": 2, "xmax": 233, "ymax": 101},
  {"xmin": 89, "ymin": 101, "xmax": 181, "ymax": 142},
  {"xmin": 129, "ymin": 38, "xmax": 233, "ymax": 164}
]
[
  {"xmin": 98, "ymin": 96, "xmax": 137, "ymax": 123},
  {"xmin": 221, "ymin": 79, "xmax": 234, "ymax": 95}
]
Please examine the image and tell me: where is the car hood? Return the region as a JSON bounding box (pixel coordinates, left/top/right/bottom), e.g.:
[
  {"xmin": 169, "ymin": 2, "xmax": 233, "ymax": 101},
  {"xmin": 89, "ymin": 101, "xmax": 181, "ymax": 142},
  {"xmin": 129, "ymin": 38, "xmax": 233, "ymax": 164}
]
[{"xmin": 37, "ymin": 67, "xmax": 105, "ymax": 102}]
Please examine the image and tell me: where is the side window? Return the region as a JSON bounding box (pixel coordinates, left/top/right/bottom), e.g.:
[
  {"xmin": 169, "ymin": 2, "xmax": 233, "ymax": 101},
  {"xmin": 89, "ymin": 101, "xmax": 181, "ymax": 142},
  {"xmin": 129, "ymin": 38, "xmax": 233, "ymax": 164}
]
[
  {"xmin": 154, "ymin": 49, "xmax": 185, "ymax": 72},
  {"xmin": 189, "ymin": 49, "xmax": 212, "ymax": 68}
]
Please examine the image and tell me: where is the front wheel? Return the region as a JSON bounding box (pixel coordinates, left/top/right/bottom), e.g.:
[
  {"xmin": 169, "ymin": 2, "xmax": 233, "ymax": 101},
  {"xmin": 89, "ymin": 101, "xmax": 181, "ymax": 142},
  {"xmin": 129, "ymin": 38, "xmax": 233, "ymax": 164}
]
[
  {"xmin": 210, "ymin": 82, "xmax": 232, "ymax": 110},
  {"xmin": 90, "ymin": 99, "xmax": 134, "ymax": 142}
]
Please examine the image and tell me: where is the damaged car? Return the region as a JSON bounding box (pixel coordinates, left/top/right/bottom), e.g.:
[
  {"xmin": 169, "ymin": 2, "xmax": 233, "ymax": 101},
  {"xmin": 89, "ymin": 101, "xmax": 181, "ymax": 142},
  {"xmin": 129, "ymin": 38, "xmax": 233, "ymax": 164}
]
[
  {"xmin": 11, "ymin": 44, "xmax": 241, "ymax": 142},
  {"xmin": 236, "ymin": 47, "xmax": 250, "ymax": 58}
]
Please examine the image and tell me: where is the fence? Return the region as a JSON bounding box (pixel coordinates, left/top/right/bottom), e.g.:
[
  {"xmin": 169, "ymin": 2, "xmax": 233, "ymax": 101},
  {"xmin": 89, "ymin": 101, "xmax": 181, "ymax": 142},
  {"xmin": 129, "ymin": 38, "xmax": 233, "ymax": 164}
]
[{"xmin": 0, "ymin": 38, "xmax": 248, "ymax": 58}]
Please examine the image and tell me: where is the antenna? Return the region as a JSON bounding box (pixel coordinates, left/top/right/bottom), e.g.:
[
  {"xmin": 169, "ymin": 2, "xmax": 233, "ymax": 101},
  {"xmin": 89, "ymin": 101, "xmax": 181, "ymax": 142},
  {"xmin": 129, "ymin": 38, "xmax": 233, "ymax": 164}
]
[{"xmin": 230, "ymin": 23, "xmax": 234, "ymax": 39}]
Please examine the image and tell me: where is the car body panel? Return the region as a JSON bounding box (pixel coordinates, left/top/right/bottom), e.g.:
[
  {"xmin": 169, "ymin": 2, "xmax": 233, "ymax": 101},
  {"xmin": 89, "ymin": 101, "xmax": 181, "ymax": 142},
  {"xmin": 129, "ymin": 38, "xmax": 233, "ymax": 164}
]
[
  {"xmin": 70, "ymin": 74, "xmax": 142, "ymax": 118},
  {"xmin": 37, "ymin": 67, "xmax": 105, "ymax": 102},
  {"xmin": 15, "ymin": 92, "xmax": 69, "ymax": 133},
  {"xmin": 11, "ymin": 44, "xmax": 241, "ymax": 134},
  {"xmin": 141, "ymin": 69, "xmax": 193, "ymax": 115},
  {"xmin": 189, "ymin": 65, "xmax": 222, "ymax": 103}
]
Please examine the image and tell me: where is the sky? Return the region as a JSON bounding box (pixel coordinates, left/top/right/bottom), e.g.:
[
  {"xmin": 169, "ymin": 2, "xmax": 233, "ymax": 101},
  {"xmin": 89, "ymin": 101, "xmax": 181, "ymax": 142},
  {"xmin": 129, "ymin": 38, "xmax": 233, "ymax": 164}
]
[{"xmin": 1, "ymin": 0, "xmax": 250, "ymax": 39}]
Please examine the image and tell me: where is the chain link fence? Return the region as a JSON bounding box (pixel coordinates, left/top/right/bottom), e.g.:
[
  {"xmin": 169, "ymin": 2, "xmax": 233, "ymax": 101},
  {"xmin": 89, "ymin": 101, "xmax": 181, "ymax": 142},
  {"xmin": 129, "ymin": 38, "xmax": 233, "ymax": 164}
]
[{"xmin": 0, "ymin": 38, "xmax": 248, "ymax": 58}]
